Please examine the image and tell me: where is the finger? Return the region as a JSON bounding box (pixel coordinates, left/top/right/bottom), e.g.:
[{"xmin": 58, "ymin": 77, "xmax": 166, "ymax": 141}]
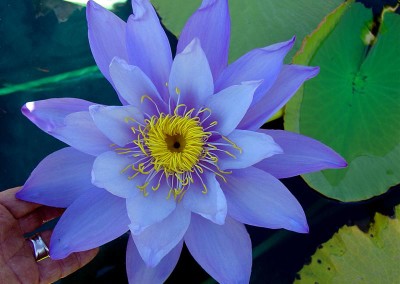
[
  {"xmin": 36, "ymin": 231, "xmax": 99, "ymax": 284},
  {"xmin": 0, "ymin": 187, "xmax": 42, "ymax": 218},
  {"xmin": 19, "ymin": 207, "xmax": 65, "ymax": 234},
  {"xmin": 40, "ymin": 248, "xmax": 99, "ymax": 284}
]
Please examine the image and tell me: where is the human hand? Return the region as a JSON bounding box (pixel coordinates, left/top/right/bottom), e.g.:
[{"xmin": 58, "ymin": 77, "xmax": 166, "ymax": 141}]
[{"xmin": 0, "ymin": 187, "xmax": 98, "ymax": 284}]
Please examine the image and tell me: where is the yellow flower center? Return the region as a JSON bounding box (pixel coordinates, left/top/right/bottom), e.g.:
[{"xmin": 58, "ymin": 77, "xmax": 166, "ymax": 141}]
[
  {"xmin": 144, "ymin": 113, "xmax": 207, "ymax": 173},
  {"xmin": 115, "ymin": 103, "xmax": 240, "ymax": 199}
]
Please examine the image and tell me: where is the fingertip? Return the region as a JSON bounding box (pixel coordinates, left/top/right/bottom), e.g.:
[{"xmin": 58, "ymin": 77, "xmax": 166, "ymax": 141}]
[{"xmin": 76, "ymin": 247, "xmax": 100, "ymax": 267}]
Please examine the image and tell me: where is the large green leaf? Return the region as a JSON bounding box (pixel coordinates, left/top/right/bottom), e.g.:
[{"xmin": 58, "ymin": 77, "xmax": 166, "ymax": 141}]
[
  {"xmin": 285, "ymin": 3, "xmax": 400, "ymax": 201},
  {"xmin": 152, "ymin": 0, "xmax": 343, "ymax": 62},
  {"xmin": 296, "ymin": 205, "xmax": 400, "ymax": 283}
]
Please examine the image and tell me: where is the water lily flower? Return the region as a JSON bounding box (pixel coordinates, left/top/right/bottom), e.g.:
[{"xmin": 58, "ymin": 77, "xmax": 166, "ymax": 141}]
[{"xmin": 17, "ymin": 0, "xmax": 347, "ymax": 283}]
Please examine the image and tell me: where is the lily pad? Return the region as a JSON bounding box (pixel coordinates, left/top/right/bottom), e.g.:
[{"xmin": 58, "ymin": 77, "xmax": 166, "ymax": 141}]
[
  {"xmin": 152, "ymin": 0, "xmax": 343, "ymax": 62},
  {"xmin": 296, "ymin": 205, "xmax": 400, "ymax": 283},
  {"xmin": 285, "ymin": 2, "xmax": 400, "ymax": 201}
]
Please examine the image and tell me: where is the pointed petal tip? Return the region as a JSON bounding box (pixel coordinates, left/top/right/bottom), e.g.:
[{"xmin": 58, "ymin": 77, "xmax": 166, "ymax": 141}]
[
  {"xmin": 21, "ymin": 102, "xmax": 41, "ymax": 124},
  {"xmin": 262, "ymin": 36, "xmax": 296, "ymax": 53},
  {"xmin": 14, "ymin": 187, "xmax": 25, "ymax": 200},
  {"xmin": 86, "ymin": 0, "xmax": 95, "ymax": 12},
  {"xmin": 86, "ymin": 0, "xmax": 105, "ymax": 21},
  {"xmin": 88, "ymin": 104, "xmax": 101, "ymax": 114},
  {"xmin": 87, "ymin": 0, "xmax": 99, "ymax": 9},
  {"xmin": 275, "ymin": 144, "xmax": 284, "ymax": 156},
  {"xmin": 286, "ymin": 35, "xmax": 296, "ymax": 48},
  {"xmin": 128, "ymin": 226, "xmax": 161, "ymax": 267},
  {"xmin": 21, "ymin": 102, "xmax": 32, "ymax": 115},
  {"xmin": 21, "ymin": 101, "xmax": 55, "ymax": 132},
  {"xmin": 90, "ymin": 169, "xmax": 98, "ymax": 187},
  {"xmin": 146, "ymin": 256, "xmax": 160, "ymax": 268},
  {"xmin": 305, "ymin": 148, "xmax": 348, "ymax": 171},
  {"xmin": 49, "ymin": 243, "xmax": 70, "ymax": 260},
  {"xmin": 140, "ymin": 249, "xmax": 161, "ymax": 268},
  {"xmin": 215, "ymin": 198, "xmax": 228, "ymax": 225},
  {"xmin": 216, "ymin": 217, "xmax": 226, "ymax": 226},
  {"xmin": 129, "ymin": 224, "xmax": 143, "ymax": 235},
  {"xmin": 178, "ymin": 0, "xmax": 229, "ymax": 79},
  {"xmin": 196, "ymin": 0, "xmax": 228, "ymax": 9},
  {"xmin": 335, "ymin": 152, "xmax": 348, "ymax": 168},
  {"xmin": 199, "ymin": 0, "xmax": 216, "ymax": 9},
  {"xmin": 240, "ymin": 79, "xmax": 264, "ymax": 88},
  {"xmin": 290, "ymin": 219, "xmax": 309, "ymax": 234},
  {"xmin": 130, "ymin": 0, "xmax": 153, "ymax": 21},
  {"xmin": 211, "ymin": 210, "xmax": 227, "ymax": 225},
  {"xmin": 334, "ymin": 156, "xmax": 348, "ymax": 168},
  {"xmin": 14, "ymin": 186, "xmax": 39, "ymax": 204},
  {"xmin": 309, "ymin": 66, "xmax": 320, "ymax": 77},
  {"xmin": 109, "ymin": 56, "xmax": 143, "ymax": 77},
  {"xmin": 110, "ymin": 56, "xmax": 125, "ymax": 66},
  {"xmin": 270, "ymin": 137, "xmax": 284, "ymax": 156},
  {"xmin": 130, "ymin": 3, "xmax": 145, "ymax": 21},
  {"xmin": 49, "ymin": 252, "xmax": 65, "ymax": 260},
  {"xmin": 323, "ymin": 149, "xmax": 348, "ymax": 169},
  {"xmin": 297, "ymin": 65, "xmax": 320, "ymax": 81},
  {"xmin": 181, "ymin": 37, "xmax": 201, "ymax": 54},
  {"xmin": 236, "ymin": 79, "xmax": 264, "ymax": 100},
  {"xmin": 126, "ymin": 236, "xmax": 182, "ymax": 283}
]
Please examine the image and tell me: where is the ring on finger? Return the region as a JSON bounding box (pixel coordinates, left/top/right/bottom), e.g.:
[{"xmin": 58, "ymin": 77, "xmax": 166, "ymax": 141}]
[{"xmin": 28, "ymin": 234, "xmax": 49, "ymax": 262}]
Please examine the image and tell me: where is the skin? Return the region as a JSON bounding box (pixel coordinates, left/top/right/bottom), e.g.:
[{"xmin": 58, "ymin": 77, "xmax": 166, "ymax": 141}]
[{"xmin": 0, "ymin": 187, "xmax": 98, "ymax": 284}]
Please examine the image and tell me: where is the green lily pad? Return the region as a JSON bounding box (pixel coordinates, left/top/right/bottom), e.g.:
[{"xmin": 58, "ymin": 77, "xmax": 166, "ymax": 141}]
[
  {"xmin": 152, "ymin": 0, "xmax": 343, "ymax": 62},
  {"xmin": 285, "ymin": 2, "xmax": 400, "ymax": 201},
  {"xmin": 296, "ymin": 205, "xmax": 400, "ymax": 283}
]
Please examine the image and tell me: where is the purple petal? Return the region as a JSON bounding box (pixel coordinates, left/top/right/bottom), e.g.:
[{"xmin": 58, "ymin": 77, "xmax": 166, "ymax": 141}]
[
  {"xmin": 217, "ymin": 130, "xmax": 282, "ymax": 170},
  {"xmin": 21, "ymin": 98, "xmax": 93, "ymax": 132},
  {"xmin": 255, "ymin": 130, "xmax": 347, "ymax": 179},
  {"xmin": 177, "ymin": 0, "xmax": 230, "ymax": 80},
  {"xmin": 16, "ymin": 147, "xmax": 94, "ymax": 208},
  {"xmin": 92, "ymin": 151, "xmax": 144, "ymax": 198},
  {"xmin": 215, "ymin": 37, "xmax": 295, "ymax": 105},
  {"xmin": 89, "ymin": 104, "xmax": 143, "ymax": 147},
  {"xmin": 169, "ymin": 38, "xmax": 214, "ymax": 109},
  {"xmin": 206, "ymin": 81, "xmax": 261, "ymax": 136},
  {"xmin": 87, "ymin": 0, "xmax": 129, "ymax": 83},
  {"xmin": 50, "ymin": 188, "xmax": 129, "ymax": 259},
  {"xmin": 22, "ymin": 100, "xmax": 111, "ymax": 156},
  {"xmin": 50, "ymin": 111, "xmax": 112, "ymax": 156},
  {"xmin": 126, "ymin": 235, "xmax": 182, "ymax": 283},
  {"xmin": 182, "ymin": 172, "xmax": 227, "ymax": 225},
  {"xmin": 126, "ymin": 0, "xmax": 172, "ymax": 99},
  {"xmin": 109, "ymin": 57, "xmax": 167, "ymax": 114},
  {"xmin": 223, "ymin": 167, "xmax": 308, "ymax": 233},
  {"xmin": 240, "ymin": 65, "xmax": 320, "ymax": 130},
  {"xmin": 127, "ymin": 185, "xmax": 176, "ymax": 235},
  {"xmin": 185, "ymin": 215, "xmax": 252, "ymax": 284},
  {"xmin": 132, "ymin": 204, "xmax": 190, "ymax": 267}
]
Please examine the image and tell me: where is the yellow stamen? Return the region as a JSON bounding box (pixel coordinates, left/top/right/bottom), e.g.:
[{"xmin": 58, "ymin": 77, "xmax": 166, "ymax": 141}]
[
  {"xmin": 143, "ymin": 113, "xmax": 207, "ymax": 173},
  {"xmin": 222, "ymin": 135, "xmax": 243, "ymax": 153},
  {"xmin": 115, "ymin": 104, "xmax": 236, "ymax": 197}
]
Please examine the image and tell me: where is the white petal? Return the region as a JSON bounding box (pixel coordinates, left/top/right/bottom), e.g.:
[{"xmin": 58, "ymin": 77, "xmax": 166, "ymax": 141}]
[
  {"xmin": 217, "ymin": 130, "xmax": 283, "ymax": 170},
  {"xmin": 127, "ymin": 184, "xmax": 176, "ymax": 235},
  {"xmin": 132, "ymin": 204, "xmax": 190, "ymax": 267},
  {"xmin": 182, "ymin": 172, "xmax": 227, "ymax": 225}
]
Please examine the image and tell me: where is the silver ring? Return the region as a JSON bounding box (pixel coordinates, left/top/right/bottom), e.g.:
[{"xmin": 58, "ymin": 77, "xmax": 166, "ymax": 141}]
[{"xmin": 28, "ymin": 234, "xmax": 49, "ymax": 262}]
